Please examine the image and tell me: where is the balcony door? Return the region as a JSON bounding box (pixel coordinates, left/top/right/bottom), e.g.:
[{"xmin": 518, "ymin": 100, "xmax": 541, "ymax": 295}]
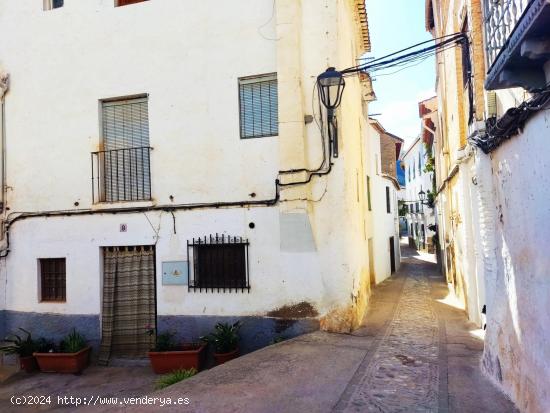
[{"xmin": 101, "ymin": 97, "xmax": 151, "ymax": 202}]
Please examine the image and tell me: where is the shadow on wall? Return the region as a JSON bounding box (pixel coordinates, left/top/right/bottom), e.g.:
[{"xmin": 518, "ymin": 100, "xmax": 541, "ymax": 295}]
[{"xmin": 158, "ymin": 315, "xmax": 319, "ymax": 355}]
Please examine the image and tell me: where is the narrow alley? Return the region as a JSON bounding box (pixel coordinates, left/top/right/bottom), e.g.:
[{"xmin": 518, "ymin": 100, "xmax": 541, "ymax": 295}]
[{"xmin": 85, "ymin": 239, "xmax": 514, "ymax": 413}]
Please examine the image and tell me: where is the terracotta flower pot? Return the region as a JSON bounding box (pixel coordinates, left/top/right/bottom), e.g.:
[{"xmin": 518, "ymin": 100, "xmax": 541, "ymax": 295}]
[
  {"xmin": 34, "ymin": 347, "xmax": 91, "ymax": 374},
  {"xmin": 213, "ymin": 348, "xmax": 239, "ymax": 365},
  {"xmin": 19, "ymin": 356, "xmax": 38, "ymax": 373},
  {"xmin": 148, "ymin": 343, "xmax": 206, "ymax": 374}
]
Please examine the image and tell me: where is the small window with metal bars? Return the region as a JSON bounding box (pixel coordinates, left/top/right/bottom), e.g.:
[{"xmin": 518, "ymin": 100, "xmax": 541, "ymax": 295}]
[
  {"xmin": 187, "ymin": 235, "xmax": 250, "ymax": 293},
  {"xmin": 39, "ymin": 258, "xmax": 66, "ymax": 302},
  {"xmin": 239, "ymin": 74, "xmax": 278, "ymax": 139}
]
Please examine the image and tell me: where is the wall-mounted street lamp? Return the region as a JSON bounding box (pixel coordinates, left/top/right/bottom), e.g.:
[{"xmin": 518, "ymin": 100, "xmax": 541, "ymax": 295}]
[{"xmin": 317, "ymin": 67, "xmax": 345, "ymax": 158}]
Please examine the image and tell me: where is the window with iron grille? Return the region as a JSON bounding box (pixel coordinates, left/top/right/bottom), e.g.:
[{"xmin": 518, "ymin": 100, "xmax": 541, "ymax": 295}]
[
  {"xmin": 239, "ymin": 74, "xmax": 278, "ymax": 139},
  {"xmin": 187, "ymin": 235, "xmax": 250, "ymax": 292},
  {"xmin": 39, "ymin": 258, "xmax": 66, "ymax": 302}
]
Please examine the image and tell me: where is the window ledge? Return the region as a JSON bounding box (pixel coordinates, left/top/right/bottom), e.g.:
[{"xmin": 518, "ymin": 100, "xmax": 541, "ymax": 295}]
[{"xmin": 92, "ymin": 200, "xmax": 154, "ymax": 210}]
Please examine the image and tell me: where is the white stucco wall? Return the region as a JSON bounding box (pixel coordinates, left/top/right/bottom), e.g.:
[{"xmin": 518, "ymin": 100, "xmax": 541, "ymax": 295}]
[
  {"xmin": 4, "ymin": 208, "xmax": 328, "ymax": 317},
  {"xmin": 481, "ymin": 109, "xmax": 550, "ymax": 413}
]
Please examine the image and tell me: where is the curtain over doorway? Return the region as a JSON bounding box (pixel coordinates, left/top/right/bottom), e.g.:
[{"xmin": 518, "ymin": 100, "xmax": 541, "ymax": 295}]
[{"xmin": 99, "ymin": 245, "xmax": 156, "ymax": 365}]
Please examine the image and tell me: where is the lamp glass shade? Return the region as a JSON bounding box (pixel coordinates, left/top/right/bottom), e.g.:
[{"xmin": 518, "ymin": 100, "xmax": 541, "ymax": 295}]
[
  {"xmin": 317, "ymin": 67, "xmax": 345, "ymax": 110},
  {"xmin": 418, "ymin": 190, "xmax": 426, "ymax": 202}
]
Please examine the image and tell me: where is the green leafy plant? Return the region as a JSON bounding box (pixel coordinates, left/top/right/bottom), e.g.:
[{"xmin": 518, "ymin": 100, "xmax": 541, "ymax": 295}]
[
  {"xmin": 201, "ymin": 321, "xmax": 242, "ymax": 354},
  {"xmin": 0, "ymin": 328, "xmax": 36, "ymax": 357},
  {"xmin": 35, "ymin": 338, "xmax": 56, "ymax": 353},
  {"xmin": 59, "ymin": 329, "xmax": 87, "ymax": 353},
  {"xmin": 153, "ymin": 331, "xmax": 178, "ymax": 352},
  {"xmin": 154, "ymin": 368, "xmax": 197, "ymax": 390},
  {"xmin": 426, "ymin": 190, "xmax": 436, "ymax": 209}
]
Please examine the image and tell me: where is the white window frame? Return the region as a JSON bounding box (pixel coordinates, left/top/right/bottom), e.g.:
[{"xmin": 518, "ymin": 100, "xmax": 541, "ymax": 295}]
[
  {"xmin": 238, "ymin": 73, "xmax": 279, "ymax": 139},
  {"xmin": 43, "ymin": 0, "xmax": 63, "ymax": 11}
]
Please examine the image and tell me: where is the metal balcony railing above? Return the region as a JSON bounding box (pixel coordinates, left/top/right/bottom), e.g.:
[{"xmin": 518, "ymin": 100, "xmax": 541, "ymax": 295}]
[
  {"xmin": 91, "ymin": 146, "xmax": 152, "ymax": 203},
  {"xmin": 484, "ymin": 0, "xmax": 550, "ymax": 90},
  {"xmin": 485, "ymin": 0, "xmax": 532, "ymax": 69}
]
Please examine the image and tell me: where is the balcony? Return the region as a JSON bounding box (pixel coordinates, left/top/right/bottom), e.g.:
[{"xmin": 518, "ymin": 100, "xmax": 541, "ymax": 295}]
[
  {"xmin": 91, "ymin": 147, "xmax": 152, "ymax": 203},
  {"xmin": 484, "ymin": 0, "xmax": 550, "ymax": 90}
]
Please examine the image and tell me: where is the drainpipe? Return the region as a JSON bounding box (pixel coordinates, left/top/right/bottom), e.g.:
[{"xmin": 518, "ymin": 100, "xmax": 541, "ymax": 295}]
[{"xmin": 0, "ymin": 72, "xmax": 9, "ymax": 218}]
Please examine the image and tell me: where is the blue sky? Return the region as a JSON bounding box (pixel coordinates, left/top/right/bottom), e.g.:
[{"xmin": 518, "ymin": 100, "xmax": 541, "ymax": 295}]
[{"xmin": 364, "ymin": 0, "xmax": 436, "ymax": 148}]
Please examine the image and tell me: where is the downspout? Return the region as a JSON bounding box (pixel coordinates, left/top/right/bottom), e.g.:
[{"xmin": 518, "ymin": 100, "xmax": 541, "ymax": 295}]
[{"xmin": 0, "ymin": 72, "xmax": 9, "ymax": 219}]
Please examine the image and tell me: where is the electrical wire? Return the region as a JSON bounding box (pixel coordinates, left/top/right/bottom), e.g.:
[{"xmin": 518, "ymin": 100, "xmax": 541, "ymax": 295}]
[
  {"xmin": 341, "ymin": 32, "xmax": 466, "ymax": 75},
  {"xmin": 342, "ymin": 33, "xmax": 466, "ymax": 77},
  {"xmin": 470, "ymin": 84, "xmax": 550, "ymax": 153}
]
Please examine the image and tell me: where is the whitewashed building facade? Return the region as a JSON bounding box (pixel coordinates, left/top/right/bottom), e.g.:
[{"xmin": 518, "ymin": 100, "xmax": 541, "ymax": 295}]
[
  {"xmin": 366, "ymin": 119, "xmax": 402, "ymax": 284},
  {"xmin": 0, "ymin": 0, "xmax": 375, "ymax": 360},
  {"xmin": 402, "ymin": 137, "xmax": 436, "ymax": 252}
]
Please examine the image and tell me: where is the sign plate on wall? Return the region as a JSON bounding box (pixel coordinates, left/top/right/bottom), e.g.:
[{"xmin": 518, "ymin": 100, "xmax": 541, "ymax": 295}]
[{"xmin": 162, "ymin": 261, "xmax": 188, "ymax": 285}]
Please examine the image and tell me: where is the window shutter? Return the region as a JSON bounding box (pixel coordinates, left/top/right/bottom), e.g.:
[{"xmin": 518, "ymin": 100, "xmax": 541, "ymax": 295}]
[
  {"xmin": 102, "ymin": 98, "xmax": 149, "ymax": 150},
  {"xmin": 239, "ymin": 74, "xmax": 278, "ymax": 138},
  {"xmin": 101, "ymin": 97, "xmax": 150, "ymax": 202}
]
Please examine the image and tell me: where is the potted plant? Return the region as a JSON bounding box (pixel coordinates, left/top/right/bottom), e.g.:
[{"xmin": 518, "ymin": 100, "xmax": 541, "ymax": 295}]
[
  {"xmin": 33, "ymin": 329, "xmax": 91, "ymax": 374},
  {"xmin": 0, "ymin": 328, "xmax": 38, "ymax": 373},
  {"xmin": 201, "ymin": 321, "xmax": 242, "ymax": 365},
  {"xmin": 148, "ymin": 331, "xmax": 206, "ymax": 374}
]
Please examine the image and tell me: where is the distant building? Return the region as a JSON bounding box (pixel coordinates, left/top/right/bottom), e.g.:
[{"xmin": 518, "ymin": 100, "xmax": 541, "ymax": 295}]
[
  {"xmin": 402, "ymin": 132, "xmax": 436, "ymax": 252},
  {"xmin": 367, "ymin": 119, "xmax": 402, "ymax": 284}
]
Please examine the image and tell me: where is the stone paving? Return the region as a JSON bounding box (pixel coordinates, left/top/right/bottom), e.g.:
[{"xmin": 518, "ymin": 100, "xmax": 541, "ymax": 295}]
[
  {"xmin": 334, "ymin": 275, "xmax": 440, "ymax": 412},
  {"xmin": 0, "ymin": 240, "xmax": 518, "ymax": 412}
]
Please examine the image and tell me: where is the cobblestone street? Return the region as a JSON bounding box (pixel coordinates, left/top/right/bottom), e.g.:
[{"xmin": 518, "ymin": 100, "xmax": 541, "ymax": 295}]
[{"xmin": 333, "ymin": 242, "xmax": 516, "ymax": 412}]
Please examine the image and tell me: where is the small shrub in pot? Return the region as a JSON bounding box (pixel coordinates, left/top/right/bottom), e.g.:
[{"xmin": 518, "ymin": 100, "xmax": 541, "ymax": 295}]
[
  {"xmin": 33, "ymin": 329, "xmax": 91, "ymax": 374},
  {"xmin": 148, "ymin": 330, "xmax": 206, "ymax": 374},
  {"xmin": 201, "ymin": 321, "xmax": 242, "ymax": 365},
  {"xmin": 0, "ymin": 328, "xmax": 38, "ymax": 373}
]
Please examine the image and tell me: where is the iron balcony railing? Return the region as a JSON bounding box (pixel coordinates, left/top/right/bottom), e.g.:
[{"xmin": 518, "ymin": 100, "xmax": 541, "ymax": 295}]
[
  {"xmin": 484, "ymin": 0, "xmax": 533, "ymax": 69},
  {"xmin": 91, "ymin": 146, "xmax": 152, "ymax": 203}
]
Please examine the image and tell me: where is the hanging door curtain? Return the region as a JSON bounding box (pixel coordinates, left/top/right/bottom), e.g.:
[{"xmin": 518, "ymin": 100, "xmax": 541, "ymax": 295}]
[{"xmin": 99, "ymin": 246, "xmax": 156, "ymax": 365}]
